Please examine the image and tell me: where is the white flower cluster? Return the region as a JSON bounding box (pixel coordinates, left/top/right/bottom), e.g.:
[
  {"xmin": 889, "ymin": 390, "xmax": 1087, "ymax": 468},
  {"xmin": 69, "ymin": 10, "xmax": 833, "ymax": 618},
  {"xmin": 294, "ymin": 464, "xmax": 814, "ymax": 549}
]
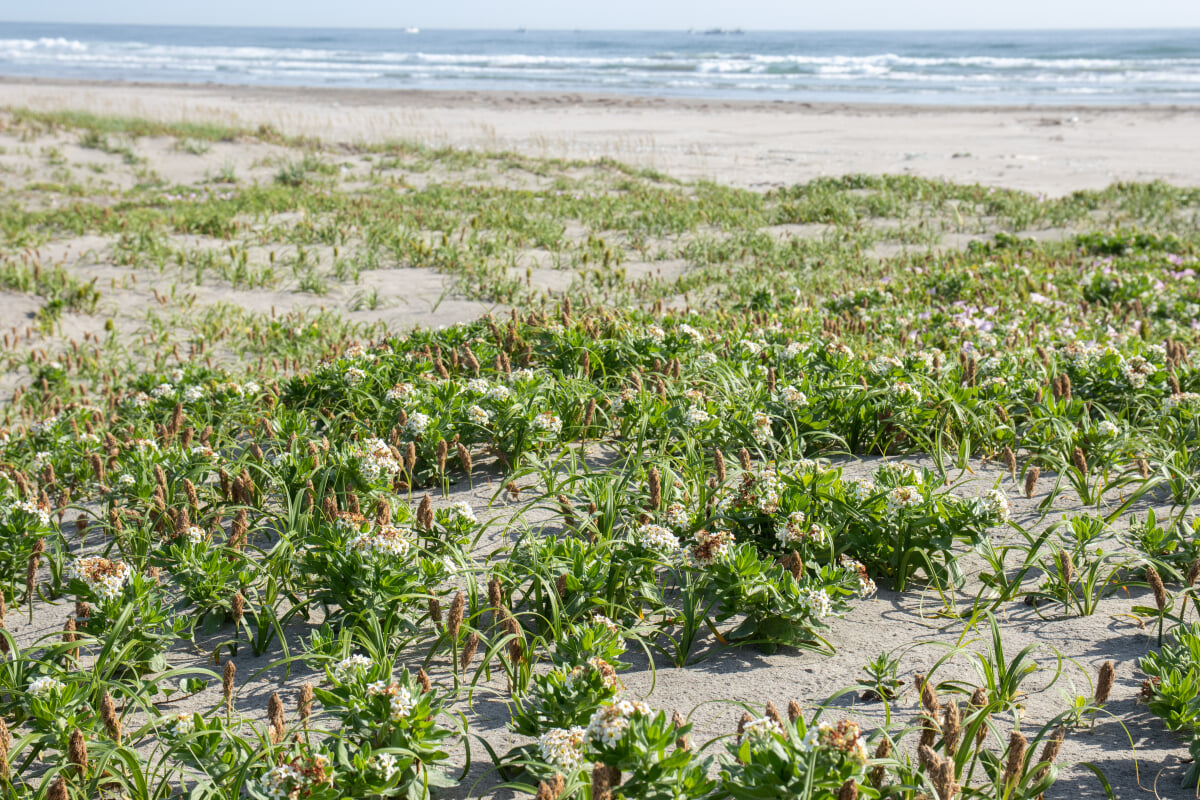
[
  {"xmin": 751, "ymin": 412, "xmax": 773, "ymax": 445},
  {"xmin": 684, "ymin": 406, "xmax": 711, "ymax": 427},
  {"xmin": 839, "ymin": 555, "xmax": 877, "ymax": 597},
  {"xmin": 664, "ymin": 502, "xmax": 690, "ymax": 529},
  {"xmin": 845, "ymin": 478, "xmax": 876, "ymax": 503},
  {"xmin": 67, "ymin": 556, "xmax": 132, "ymax": 602},
  {"xmin": 370, "ymin": 752, "xmax": 399, "ymax": 781},
  {"xmin": 1096, "ymin": 420, "xmax": 1119, "ymax": 438},
  {"xmin": 448, "ymin": 502, "xmax": 477, "ymax": 524},
  {"xmin": 12, "ymin": 499, "xmax": 51, "ymax": 527},
  {"xmin": 586, "ymin": 698, "xmax": 651, "ymax": 748},
  {"xmin": 679, "ymin": 324, "xmax": 704, "ymax": 344},
  {"xmin": 151, "ymin": 382, "xmax": 175, "ymax": 399},
  {"xmin": 333, "ymin": 653, "xmax": 372, "ymax": 681},
  {"xmin": 739, "ymin": 339, "xmax": 764, "ymax": 356},
  {"xmin": 532, "ymin": 411, "xmax": 563, "ymax": 434},
  {"xmin": 885, "ymin": 485, "xmax": 922, "ymax": 514},
  {"xmin": 800, "ymin": 588, "xmax": 832, "ymax": 619},
  {"xmin": 689, "ymin": 528, "xmax": 736, "ymax": 567},
  {"xmin": 784, "ymin": 341, "xmax": 805, "ymax": 359},
  {"xmin": 261, "ymin": 754, "xmax": 331, "ymax": 800},
  {"xmin": 182, "ymin": 385, "xmax": 205, "ymax": 403},
  {"xmin": 388, "ymin": 687, "xmax": 416, "ymax": 721},
  {"xmin": 1165, "ymin": 392, "xmax": 1200, "ymax": 413},
  {"xmin": 405, "ymin": 412, "xmax": 431, "ymax": 436},
  {"xmin": 385, "ymin": 382, "xmax": 414, "ymax": 402},
  {"xmin": 695, "ymin": 352, "xmax": 718, "ymax": 368},
  {"xmin": 1122, "ymin": 355, "xmax": 1155, "ymax": 389},
  {"xmin": 981, "ymin": 489, "xmax": 1010, "ymax": 523},
  {"xmin": 468, "ymin": 404, "xmax": 492, "ymax": 426},
  {"xmin": 634, "ymin": 523, "xmax": 680, "ymax": 552},
  {"xmin": 870, "ymin": 355, "xmax": 903, "ymax": 374},
  {"xmin": 355, "ymin": 438, "xmax": 402, "ymax": 481},
  {"xmin": 890, "ymin": 381, "xmax": 922, "ymax": 404},
  {"xmin": 779, "ymin": 385, "xmax": 808, "ymax": 408},
  {"xmin": 487, "ymin": 384, "xmax": 512, "ymax": 401},
  {"xmin": 646, "ymin": 325, "xmax": 666, "ymax": 344},
  {"xmin": 776, "ymin": 511, "xmax": 817, "ymax": 547},
  {"xmin": 741, "ymin": 715, "xmax": 785, "ymax": 742},
  {"xmin": 537, "ymin": 727, "xmax": 587, "ymax": 771},
  {"xmin": 168, "ymin": 712, "xmax": 195, "ymax": 736},
  {"xmin": 466, "ymin": 378, "xmax": 490, "ymax": 394},
  {"xmin": 181, "ymin": 525, "xmax": 207, "ymax": 545},
  {"xmin": 349, "ymin": 524, "xmax": 413, "ymax": 560},
  {"xmin": 28, "ymin": 676, "xmax": 65, "ymax": 697}
]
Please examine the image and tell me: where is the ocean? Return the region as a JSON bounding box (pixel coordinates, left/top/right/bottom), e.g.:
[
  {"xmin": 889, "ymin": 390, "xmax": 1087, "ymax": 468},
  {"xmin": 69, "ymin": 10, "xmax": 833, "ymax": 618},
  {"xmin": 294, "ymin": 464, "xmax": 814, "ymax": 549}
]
[{"xmin": 1, "ymin": 23, "xmax": 1198, "ymax": 105}]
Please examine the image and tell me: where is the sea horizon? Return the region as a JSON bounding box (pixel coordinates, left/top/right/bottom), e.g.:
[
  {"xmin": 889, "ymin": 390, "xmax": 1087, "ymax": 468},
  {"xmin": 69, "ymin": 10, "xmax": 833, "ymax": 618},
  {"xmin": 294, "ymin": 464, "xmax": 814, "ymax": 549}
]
[{"xmin": 2, "ymin": 21, "xmax": 1199, "ymax": 105}]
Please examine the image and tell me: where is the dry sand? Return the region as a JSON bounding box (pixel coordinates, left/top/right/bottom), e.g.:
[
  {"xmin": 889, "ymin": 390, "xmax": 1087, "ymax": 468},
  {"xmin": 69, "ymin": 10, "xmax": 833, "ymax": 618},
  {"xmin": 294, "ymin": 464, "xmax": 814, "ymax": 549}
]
[{"xmin": 3, "ymin": 77, "xmax": 1200, "ymax": 196}]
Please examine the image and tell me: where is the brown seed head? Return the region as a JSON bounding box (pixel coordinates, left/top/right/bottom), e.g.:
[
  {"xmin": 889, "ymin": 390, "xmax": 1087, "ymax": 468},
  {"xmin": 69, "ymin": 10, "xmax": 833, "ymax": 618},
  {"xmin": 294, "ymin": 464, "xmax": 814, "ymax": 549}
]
[
  {"xmin": 297, "ymin": 683, "xmax": 314, "ymax": 723},
  {"xmin": 648, "ymin": 467, "xmax": 661, "ymax": 510},
  {"xmin": 1034, "ymin": 726, "xmax": 1065, "ymax": 784},
  {"xmin": 1058, "ymin": 549, "xmax": 1074, "ymax": 586},
  {"xmin": 838, "ymin": 780, "xmax": 859, "ymax": 800},
  {"xmin": 736, "ymin": 711, "xmax": 753, "ymax": 744},
  {"xmin": 1094, "ymin": 661, "xmax": 1115, "ymax": 705},
  {"xmin": 447, "ymin": 591, "xmax": 465, "ymax": 641},
  {"xmin": 488, "ymin": 577, "xmax": 503, "ymax": 610},
  {"xmin": 428, "ymin": 596, "xmax": 442, "ymax": 626},
  {"xmin": 738, "ymin": 447, "xmax": 752, "ymax": 471},
  {"xmin": 943, "ymin": 701, "xmax": 962, "ymax": 757},
  {"xmin": 918, "ymin": 674, "xmax": 940, "ymax": 714},
  {"xmin": 100, "ymin": 692, "xmax": 121, "ymax": 744},
  {"xmin": 1002, "ymin": 446, "xmax": 1017, "ymax": 479},
  {"xmin": 1147, "ymin": 566, "xmax": 1168, "ymax": 612},
  {"xmin": 787, "ymin": 699, "xmax": 803, "ymax": 724},
  {"xmin": 232, "ymin": 592, "xmax": 245, "ymax": 624},
  {"xmin": 1024, "ymin": 465, "xmax": 1040, "ymax": 498},
  {"xmin": 456, "ymin": 442, "xmax": 472, "ymax": 476},
  {"xmin": 417, "ymin": 668, "xmax": 432, "ymax": 694},
  {"xmin": 460, "ymin": 632, "xmax": 480, "ymax": 673},
  {"xmin": 68, "ymin": 728, "xmax": 88, "ymax": 774},
  {"xmin": 671, "ymin": 709, "xmax": 691, "ymax": 751},
  {"xmin": 591, "ymin": 762, "xmax": 612, "ymax": 800},
  {"xmin": 871, "ymin": 738, "xmax": 891, "ymax": 788},
  {"xmin": 222, "ymin": 659, "xmax": 236, "ymax": 710},
  {"xmin": 714, "ymin": 448, "xmax": 726, "ymax": 483},
  {"xmin": 436, "ymin": 440, "xmax": 448, "ymax": 474},
  {"xmin": 417, "ymin": 494, "xmax": 434, "ymax": 531},
  {"xmin": 765, "ymin": 701, "xmax": 785, "ymax": 729},
  {"xmin": 268, "ymin": 692, "xmax": 285, "ymax": 744},
  {"xmin": 1002, "ymin": 730, "xmax": 1028, "ymax": 790},
  {"xmin": 1186, "ymin": 558, "xmax": 1200, "ymax": 588},
  {"xmin": 48, "ymin": 777, "xmax": 67, "ymax": 800},
  {"xmin": 1072, "ymin": 446, "xmax": 1088, "ymax": 476}
]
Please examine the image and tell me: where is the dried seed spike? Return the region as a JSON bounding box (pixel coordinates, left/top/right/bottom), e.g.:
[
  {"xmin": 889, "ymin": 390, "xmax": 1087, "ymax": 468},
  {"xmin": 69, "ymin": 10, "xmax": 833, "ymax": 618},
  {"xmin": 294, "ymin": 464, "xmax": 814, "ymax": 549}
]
[
  {"xmin": 870, "ymin": 738, "xmax": 891, "ymax": 788},
  {"xmin": 1136, "ymin": 458, "xmax": 1150, "ymax": 478},
  {"xmin": 488, "ymin": 577, "xmax": 503, "ymax": 610},
  {"xmin": 222, "ymin": 660, "xmax": 236, "ymax": 712},
  {"xmin": 671, "ymin": 709, "xmax": 691, "ymax": 751},
  {"xmin": 738, "ymin": 447, "xmax": 752, "ymax": 471},
  {"xmin": 648, "ymin": 467, "xmax": 661, "ymax": 510},
  {"xmin": 1186, "ymin": 559, "xmax": 1200, "ymax": 588},
  {"xmin": 101, "ymin": 692, "xmax": 121, "ymax": 744},
  {"xmin": 436, "ymin": 439, "xmax": 448, "ymax": 474},
  {"xmin": 917, "ymin": 743, "xmax": 939, "ymax": 771},
  {"xmin": 232, "ymin": 592, "xmax": 245, "ymax": 624},
  {"xmin": 1002, "ymin": 446, "xmax": 1017, "ymax": 479},
  {"xmin": 736, "ymin": 711, "xmax": 753, "ymax": 744},
  {"xmin": 1147, "ymin": 566, "xmax": 1168, "ymax": 612},
  {"xmin": 267, "ymin": 692, "xmax": 285, "ymax": 744},
  {"xmin": 63, "ymin": 616, "xmax": 77, "ymax": 661},
  {"xmin": 1002, "ymin": 730, "xmax": 1028, "ymax": 791},
  {"xmin": 460, "ymin": 632, "xmax": 480, "ymax": 673},
  {"xmin": 943, "ymin": 701, "xmax": 962, "ymax": 756},
  {"xmin": 1058, "ymin": 549, "xmax": 1074, "ymax": 586},
  {"xmin": 932, "ymin": 756, "xmax": 958, "ymax": 800},
  {"xmin": 297, "ymin": 683, "xmax": 314, "ymax": 723},
  {"xmin": 1072, "ymin": 446, "xmax": 1088, "ymax": 476},
  {"xmin": 447, "ymin": 591, "xmax": 465, "ymax": 641},
  {"xmin": 535, "ymin": 781, "xmax": 556, "ymax": 800},
  {"xmin": 765, "ymin": 701, "xmax": 785, "ymax": 729},
  {"xmin": 0, "ymin": 717, "xmax": 9, "ymax": 778},
  {"xmin": 787, "ymin": 699, "xmax": 803, "ymax": 724},
  {"xmin": 404, "ymin": 441, "xmax": 417, "ymax": 472},
  {"xmin": 417, "ymin": 494, "xmax": 434, "ymax": 531},
  {"xmin": 69, "ymin": 728, "xmax": 88, "ymax": 774},
  {"xmin": 1033, "ymin": 725, "xmax": 1065, "ymax": 787},
  {"xmin": 714, "ymin": 448, "xmax": 726, "ymax": 483},
  {"xmin": 456, "ymin": 442, "xmax": 472, "ymax": 476},
  {"xmin": 1024, "ymin": 465, "xmax": 1040, "ymax": 498},
  {"xmin": 428, "ymin": 596, "xmax": 442, "ymax": 626},
  {"xmin": 591, "ymin": 762, "xmax": 612, "ymax": 800},
  {"xmin": 838, "ymin": 779, "xmax": 859, "ymax": 800},
  {"xmin": 417, "ymin": 668, "xmax": 432, "ymax": 694},
  {"xmin": 969, "ymin": 687, "xmax": 989, "ymax": 746},
  {"xmin": 48, "ymin": 777, "xmax": 67, "ymax": 800},
  {"xmin": 918, "ymin": 673, "xmax": 940, "ymax": 713},
  {"xmin": 555, "ymin": 573, "xmax": 567, "ymax": 598}
]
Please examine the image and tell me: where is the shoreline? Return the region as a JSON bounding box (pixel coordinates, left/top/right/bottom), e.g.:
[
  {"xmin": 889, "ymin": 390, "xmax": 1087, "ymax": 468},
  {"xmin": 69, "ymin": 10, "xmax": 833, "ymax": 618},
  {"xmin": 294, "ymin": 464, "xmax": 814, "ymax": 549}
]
[
  {"xmin": 6, "ymin": 75, "xmax": 1200, "ymax": 114},
  {"xmin": 3, "ymin": 76, "xmax": 1199, "ymax": 194}
]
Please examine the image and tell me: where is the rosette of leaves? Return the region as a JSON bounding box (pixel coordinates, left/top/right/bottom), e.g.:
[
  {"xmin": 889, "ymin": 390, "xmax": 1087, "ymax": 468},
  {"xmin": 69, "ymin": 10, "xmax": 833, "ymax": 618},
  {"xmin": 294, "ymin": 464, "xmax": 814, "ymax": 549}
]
[
  {"xmin": 587, "ymin": 706, "xmax": 716, "ymax": 800},
  {"xmin": 313, "ymin": 665, "xmax": 456, "ymax": 797},
  {"xmin": 69, "ymin": 571, "xmax": 185, "ymax": 674},
  {"xmin": 509, "ymin": 659, "xmax": 623, "ymax": 738},
  {"xmin": 720, "ymin": 714, "xmax": 873, "ymax": 800}
]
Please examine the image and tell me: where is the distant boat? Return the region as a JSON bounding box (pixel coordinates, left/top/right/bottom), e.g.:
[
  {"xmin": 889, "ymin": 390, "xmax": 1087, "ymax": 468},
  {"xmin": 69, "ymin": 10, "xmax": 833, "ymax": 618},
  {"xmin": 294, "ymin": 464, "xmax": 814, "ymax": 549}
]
[
  {"xmin": 516, "ymin": 27, "xmax": 527, "ymax": 33},
  {"xmin": 404, "ymin": 27, "xmax": 420, "ymax": 34},
  {"xmin": 702, "ymin": 28, "xmax": 744, "ymax": 35}
]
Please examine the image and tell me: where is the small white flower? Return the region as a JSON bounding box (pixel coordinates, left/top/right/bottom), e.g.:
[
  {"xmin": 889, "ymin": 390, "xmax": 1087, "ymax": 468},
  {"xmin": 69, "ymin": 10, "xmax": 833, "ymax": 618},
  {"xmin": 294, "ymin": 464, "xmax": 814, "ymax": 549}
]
[
  {"xmin": 405, "ymin": 412, "xmax": 431, "ymax": 436},
  {"xmin": 467, "ymin": 404, "xmax": 492, "ymax": 426},
  {"xmin": 532, "ymin": 412, "xmax": 562, "ymax": 434},
  {"xmin": 448, "ymin": 502, "xmax": 476, "ymax": 524},
  {"xmin": 633, "ymin": 523, "xmax": 680, "ymax": 552},
  {"xmin": 150, "ymin": 383, "xmax": 175, "ymax": 399},
  {"xmin": 537, "ymin": 727, "xmax": 586, "ymax": 771},
  {"xmin": 344, "ymin": 367, "xmax": 367, "ymax": 385},
  {"xmin": 333, "ymin": 653, "xmax": 372, "ymax": 680},
  {"xmin": 800, "ymin": 588, "xmax": 832, "ymax": 618},
  {"xmin": 683, "ymin": 406, "xmax": 711, "ymax": 427},
  {"xmin": 1096, "ymin": 420, "xmax": 1119, "ymax": 438},
  {"xmin": 28, "ymin": 676, "xmax": 65, "ymax": 697}
]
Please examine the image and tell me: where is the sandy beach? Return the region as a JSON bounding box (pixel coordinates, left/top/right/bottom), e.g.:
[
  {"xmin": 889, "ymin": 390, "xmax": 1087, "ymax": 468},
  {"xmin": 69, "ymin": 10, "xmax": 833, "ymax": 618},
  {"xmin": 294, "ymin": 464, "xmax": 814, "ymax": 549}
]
[{"xmin": 2, "ymin": 76, "xmax": 1199, "ymax": 195}]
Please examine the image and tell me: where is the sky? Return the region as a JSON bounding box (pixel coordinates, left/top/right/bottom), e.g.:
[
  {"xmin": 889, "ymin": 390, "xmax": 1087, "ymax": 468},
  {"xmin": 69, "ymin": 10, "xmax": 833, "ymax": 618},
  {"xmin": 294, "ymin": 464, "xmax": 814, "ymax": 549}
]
[{"xmin": 6, "ymin": 1, "xmax": 1200, "ymax": 30}]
